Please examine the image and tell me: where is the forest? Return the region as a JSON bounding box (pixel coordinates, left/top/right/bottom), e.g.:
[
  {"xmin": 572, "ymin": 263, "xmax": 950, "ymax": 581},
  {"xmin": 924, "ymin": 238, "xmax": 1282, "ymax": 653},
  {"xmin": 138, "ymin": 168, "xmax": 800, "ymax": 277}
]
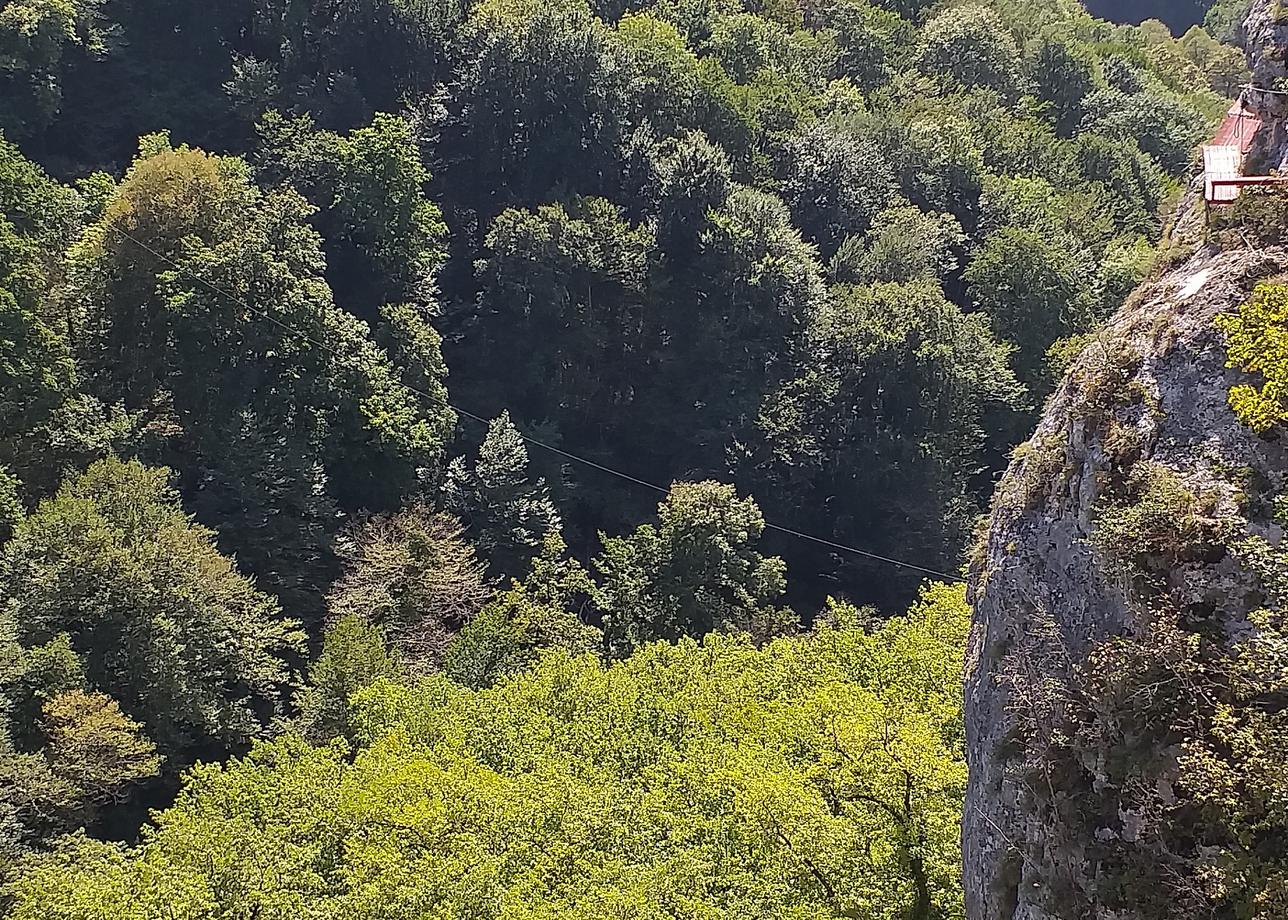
[{"xmin": 0, "ymin": 0, "xmax": 1260, "ymax": 916}]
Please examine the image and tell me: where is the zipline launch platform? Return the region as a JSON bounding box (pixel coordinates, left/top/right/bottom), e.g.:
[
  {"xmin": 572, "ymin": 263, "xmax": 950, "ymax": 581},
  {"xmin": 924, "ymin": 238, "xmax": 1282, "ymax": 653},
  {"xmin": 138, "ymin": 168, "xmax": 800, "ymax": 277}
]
[{"xmin": 1202, "ymin": 98, "xmax": 1287, "ymax": 205}]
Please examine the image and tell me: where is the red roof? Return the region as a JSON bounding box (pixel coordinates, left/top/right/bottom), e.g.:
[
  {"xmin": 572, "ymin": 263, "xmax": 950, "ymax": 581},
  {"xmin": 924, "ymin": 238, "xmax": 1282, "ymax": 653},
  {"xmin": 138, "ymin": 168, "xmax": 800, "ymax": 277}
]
[{"xmin": 1211, "ymin": 101, "xmax": 1261, "ymax": 155}]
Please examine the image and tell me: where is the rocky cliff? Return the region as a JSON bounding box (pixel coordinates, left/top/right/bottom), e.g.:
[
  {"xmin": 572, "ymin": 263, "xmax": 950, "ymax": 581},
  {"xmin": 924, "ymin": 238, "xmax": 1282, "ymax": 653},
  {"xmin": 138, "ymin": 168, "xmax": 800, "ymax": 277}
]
[
  {"xmin": 963, "ymin": 5, "xmax": 1288, "ymax": 918},
  {"xmin": 1245, "ymin": 0, "xmax": 1288, "ymax": 166}
]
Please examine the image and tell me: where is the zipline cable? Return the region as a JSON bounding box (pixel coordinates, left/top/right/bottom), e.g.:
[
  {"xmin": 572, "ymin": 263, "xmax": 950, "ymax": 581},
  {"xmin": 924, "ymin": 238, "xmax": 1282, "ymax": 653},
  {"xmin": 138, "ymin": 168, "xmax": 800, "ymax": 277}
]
[{"xmin": 104, "ymin": 222, "xmax": 968, "ymax": 585}]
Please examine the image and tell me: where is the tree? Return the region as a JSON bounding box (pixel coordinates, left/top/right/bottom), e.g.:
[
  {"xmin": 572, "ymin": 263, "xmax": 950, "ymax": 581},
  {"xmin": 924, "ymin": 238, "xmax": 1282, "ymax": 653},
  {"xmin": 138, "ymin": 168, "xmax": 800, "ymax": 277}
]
[
  {"xmin": 467, "ymin": 197, "xmax": 657, "ymax": 431},
  {"xmin": 978, "ymin": 174, "xmax": 1114, "ymax": 255},
  {"xmin": 915, "ymin": 5, "xmax": 1023, "ymax": 98},
  {"xmin": 1071, "ymin": 132, "xmax": 1166, "ymax": 237},
  {"xmin": 0, "ymin": 137, "xmax": 128, "ymax": 500},
  {"xmin": 614, "ymin": 13, "xmax": 707, "ymax": 137},
  {"xmin": 444, "ymin": 530, "xmax": 598, "ymax": 688},
  {"xmin": 594, "ymin": 480, "xmax": 792, "ymax": 655},
  {"xmin": 665, "ymin": 186, "xmax": 828, "ymax": 471},
  {"xmin": 801, "ymin": 0, "xmax": 912, "ymax": 92},
  {"xmin": 635, "ymin": 128, "xmax": 733, "ymax": 252},
  {"xmin": 444, "ymin": 411, "xmax": 561, "ymax": 578},
  {"xmin": 0, "ymin": 466, "xmax": 21, "ymax": 541},
  {"xmin": 295, "ymin": 614, "xmax": 403, "ymax": 743},
  {"xmin": 706, "ymin": 12, "xmax": 798, "ymax": 83},
  {"xmin": 67, "ymin": 137, "xmax": 455, "ymax": 506},
  {"xmin": 255, "ymin": 111, "xmax": 449, "ymax": 314},
  {"xmin": 461, "ymin": 196, "xmax": 660, "ymax": 536},
  {"xmin": 0, "ymin": 458, "xmax": 304, "ymax": 764},
  {"xmin": 966, "ymin": 226, "xmax": 1093, "ymax": 388},
  {"xmin": 1030, "ymin": 35, "xmax": 1100, "ymax": 137},
  {"xmin": 842, "ymin": 202, "xmax": 964, "ymax": 284},
  {"xmin": 868, "ymin": 0, "xmax": 934, "ymax": 21},
  {"xmin": 61, "ymin": 136, "xmax": 456, "ymax": 613},
  {"xmin": 744, "ymin": 281, "xmax": 1023, "ymax": 609},
  {"xmin": 233, "ymin": 0, "xmax": 465, "ymax": 124},
  {"xmin": 1, "ymin": 691, "xmax": 161, "ymax": 850},
  {"xmin": 0, "ymin": 614, "xmax": 162, "ymax": 857},
  {"xmin": 781, "ymin": 118, "xmax": 899, "ymax": 257},
  {"xmin": 441, "ymin": 1, "xmax": 637, "ymax": 221},
  {"xmin": 1081, "ymin": 82, "xmax": 1209, "ymax": 175},
  {"xmin": 328, "ymin": 505, "xmax": 490, "ymax": 670},
  {"xmin": 4, "ymin": 582, "xmax": 970, "ymax": 919},
  {"xmin": 808, "ymin": 582, "xmax": 971, "ymax": 918},
  {"xmin": 1204, "ymin": 0, "xmax": 1251, "ymax": 44},
  {"xmin": 1218, "ymin": 282, "xmax": 1288, "ymax": 434},
  {"xmin": 890, "ymin": 113, "xmax": 987, "ymax": 227},
  {"xmin": 0, "ymin": 0, "xmax": 108, "ymax": 138},
  {"xmin": 1178, "ymin": 24, "xmax": 1247, "ymax": 96}
]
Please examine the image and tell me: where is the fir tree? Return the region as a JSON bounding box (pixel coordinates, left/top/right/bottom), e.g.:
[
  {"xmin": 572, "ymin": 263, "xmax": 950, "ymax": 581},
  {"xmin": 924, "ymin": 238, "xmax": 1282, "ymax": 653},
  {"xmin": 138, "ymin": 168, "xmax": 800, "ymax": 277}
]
[{"xmin": 445, "ymin": 411, "xmax": 560, "ymax": 578}]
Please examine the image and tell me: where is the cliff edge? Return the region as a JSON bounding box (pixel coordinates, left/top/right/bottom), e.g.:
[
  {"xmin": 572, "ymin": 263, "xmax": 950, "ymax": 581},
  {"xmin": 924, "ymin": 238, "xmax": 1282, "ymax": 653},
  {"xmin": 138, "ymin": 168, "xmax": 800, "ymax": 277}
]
[{"xmin": 964, "ymin": 5, "xmax": 1288, "ymax": 918}]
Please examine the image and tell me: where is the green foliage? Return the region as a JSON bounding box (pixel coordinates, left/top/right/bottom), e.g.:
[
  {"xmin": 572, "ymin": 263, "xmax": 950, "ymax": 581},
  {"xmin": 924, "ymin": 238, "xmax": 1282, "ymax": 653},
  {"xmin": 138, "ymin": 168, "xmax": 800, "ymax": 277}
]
[
  {"xmin": 0, "ymin": 137, "xmax": 128, "ymax": 499},
  {"xmin": 1072, "ymin": 132, "xmax": 1168, "ymax": 237},
  {"xmin": 840, "ymin": 203, "xmax": 965, "ymax": 284},
  {"xmin": 0, "ymin": 466, "xmax": 23, "ymax": 542},
  {"xmin": 1093, "ymin": 463, "xmax": 1225, "ymax": 581},
  {"xmin": 444, "ymin": 412, "xmax": 561, "ymax": 579},
  {"xmin": 234, "ymin": 0, "xmax": 465, "ymax": 123},
  {"xmin": 467, "ymin": 197, "xmax": 657, "ymax": 456},
  {"xmin": 36, "ymin": 691, "xmax": 163, "ymax": 812},
  {"xmin": 1204, "ymin": 0, "xmax": 1253, "ymax": 43},
  {"xmin": 1178, "ymin": 23, "xmax": 1248, "ymax": 94},
  {"xmin": 679, "ymin": 184, "xmax": 828, "ymax": 431},
  {"xmin": 781, "ymin": 118, "xmax": 899, "ymax": 256},
  {"xmin": 447, "ymin": 3, "xmax": 636, "ymax": 215},
  {"xmin": 594, "ymin": 481, "xmax": 791, "ymax": 655},
  {"xmin": 0, "ymin": 458, "xmax": 304, "ymax": 762},
  {"xmin": 0, "ymin": 0, "xmax": 1233, "ymax": 887},
  {"xmin": 445, "ymin": 530, "xmax": 599, "ymax": 688},
  {"xmin": 296, "ymin": 614, "xmax": 404, "ymax": 744},
  {"xmin": 967, "ymin": 225, "xmax": 1094, "ymax": 388},
  {"xmin": 1, "ymin": 691, "xmax": 161, "ymax": 852},
  {"xmin": 1082, "ymin": 76, "xmax": 1210, "ymax": 175},
  {"xmin": 915, "ymin": 5, "xmax": 1023, "ymax": 98},
  {"xmin": 746, "ymin": 280, "xmax": 1022, "ymax": 606},
  {"xmin": 3, "ymin": 632, "xmax": 84, "ymax": 746},
  {"xmin": 803, "ymin": 0, "xmax": 911, "ymax": 90},
  {"xmin": 60, "ymin": 137, "xmax": 456, "ymax": 614},
  {"xmin": 889, "ymin": 112, "xmax": 988, "ymax": 225},
  {"xmin": 1208, "ymin": 187, "xmax": 1288, "ymax": 248},
  {"xmin": 0, "ymin": 0, "xmax": 106, "ymax": 137},
  {"xmin": 4, "ymin": 582, "xmax": 970, "ymax": 919},
  {"xmin": 69, "ymin": 139, "xmax": 455, "ymax": 502},
  {"xmin": 255, "ymin": 111, "xmax": 449, "ymax": 312},
  {"xmin": 1218, "ymin": 282, "xmax": 1288, "ymax": 434},
  {"xmin": 1030, "ymin": 35, "xmax": 1100, "ymax": 137}
]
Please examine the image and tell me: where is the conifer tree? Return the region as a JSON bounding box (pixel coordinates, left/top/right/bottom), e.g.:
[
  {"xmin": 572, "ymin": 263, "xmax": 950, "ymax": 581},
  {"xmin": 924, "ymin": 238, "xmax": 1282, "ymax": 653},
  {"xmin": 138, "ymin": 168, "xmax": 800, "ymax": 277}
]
[{"xmin": 444, "ymin": 411, "xmax": 560, "ymax": 578}]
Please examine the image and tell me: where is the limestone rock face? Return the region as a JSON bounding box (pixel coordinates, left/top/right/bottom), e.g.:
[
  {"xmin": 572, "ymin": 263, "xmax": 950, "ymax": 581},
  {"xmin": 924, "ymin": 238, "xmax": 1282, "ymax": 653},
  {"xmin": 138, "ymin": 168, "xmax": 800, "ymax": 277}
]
[
  {"xmin": 1245, "ymin": 0, "xmax": 1288, "ymax": 164},
  {"xmin": 962, "ymin": 5, "xmax": 1288, "ymax": 915},
  {"xmin": 1246, "ymin": 0, "xmax": 1288, "ymax": 105},
  {"xmin": 962, "ymin": 243, "xmax": 1288, "ymax": 920}
]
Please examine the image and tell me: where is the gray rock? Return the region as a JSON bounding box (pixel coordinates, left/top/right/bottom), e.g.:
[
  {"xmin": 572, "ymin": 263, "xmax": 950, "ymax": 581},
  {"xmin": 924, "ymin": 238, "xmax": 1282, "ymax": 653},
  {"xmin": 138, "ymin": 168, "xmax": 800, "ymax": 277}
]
[{"xmin": 963, "ymin": 241, "xmax": 1288, "ymax": 919}]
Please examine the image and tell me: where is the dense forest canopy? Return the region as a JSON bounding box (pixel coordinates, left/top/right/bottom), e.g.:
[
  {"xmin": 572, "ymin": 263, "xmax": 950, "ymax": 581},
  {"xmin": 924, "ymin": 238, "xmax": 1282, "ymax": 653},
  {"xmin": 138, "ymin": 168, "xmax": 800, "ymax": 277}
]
[
  {"xmin": 7, "ymin": 586, "xmax": 972, "ymax": 918},
  {"xmin": 1, "ymin": 0, "xmax": 1243, "ymax": 615},
  {"xmin": 0, "ymin": 0, "xmax": 1263, "ymax": 914}
]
